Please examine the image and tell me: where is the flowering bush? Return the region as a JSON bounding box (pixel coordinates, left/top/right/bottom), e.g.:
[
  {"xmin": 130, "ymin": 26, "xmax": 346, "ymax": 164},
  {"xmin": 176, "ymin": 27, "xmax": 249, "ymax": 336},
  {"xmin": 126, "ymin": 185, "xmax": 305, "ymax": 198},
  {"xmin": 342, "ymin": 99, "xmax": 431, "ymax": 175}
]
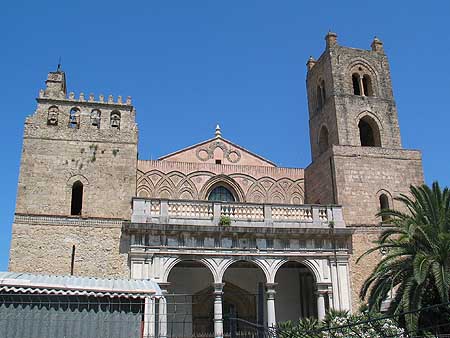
[{"xmin": 278, "ymin": 312, "xmax": 407, "ymax": 338}]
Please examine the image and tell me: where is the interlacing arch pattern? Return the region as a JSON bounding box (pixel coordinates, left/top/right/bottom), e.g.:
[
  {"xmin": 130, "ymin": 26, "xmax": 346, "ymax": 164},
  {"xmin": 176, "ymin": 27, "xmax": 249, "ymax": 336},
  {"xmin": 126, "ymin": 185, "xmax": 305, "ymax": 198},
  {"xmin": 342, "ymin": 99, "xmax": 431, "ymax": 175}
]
[{"xmin": 136, "ymin": 169, "xmax": 305, "ymax": 204}]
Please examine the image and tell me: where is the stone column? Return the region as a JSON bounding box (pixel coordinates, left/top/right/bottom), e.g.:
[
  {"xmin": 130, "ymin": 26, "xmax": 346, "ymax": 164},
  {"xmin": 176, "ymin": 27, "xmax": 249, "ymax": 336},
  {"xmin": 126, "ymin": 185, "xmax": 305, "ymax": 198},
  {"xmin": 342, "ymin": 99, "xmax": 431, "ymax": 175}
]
[
  {"xmin": 213, "ymin": 283, "xmax": 225, "ymax": 338},
  {"xmin": 158, "ymin": 286, "xmax": 169, "ymax": 338},
  {"xmin": 266, "ymin": 283, "xmax": 277, "ymax": 328},
  {"xmin": 143, "ymin": 296, "xmax": 156, "ymax": 338},
  {"xmin": 317, "ymin": 291, "xmax": 326, "ymax": 321}
]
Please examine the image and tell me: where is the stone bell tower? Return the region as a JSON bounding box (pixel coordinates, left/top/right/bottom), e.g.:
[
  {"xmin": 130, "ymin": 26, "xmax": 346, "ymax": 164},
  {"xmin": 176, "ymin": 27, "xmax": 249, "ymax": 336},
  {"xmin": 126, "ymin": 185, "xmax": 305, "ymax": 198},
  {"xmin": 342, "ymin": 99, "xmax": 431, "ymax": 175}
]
[
  {"xmin": 304, "ymin": 32, "xmax": 424, "ymax": 308},
  {"xmin": 304, "ymin": 32, "xmax": 424, "ymax": 226},
  {"xmin": 9, "ymin": 68, "xmax": 138, "ymax": 277}
]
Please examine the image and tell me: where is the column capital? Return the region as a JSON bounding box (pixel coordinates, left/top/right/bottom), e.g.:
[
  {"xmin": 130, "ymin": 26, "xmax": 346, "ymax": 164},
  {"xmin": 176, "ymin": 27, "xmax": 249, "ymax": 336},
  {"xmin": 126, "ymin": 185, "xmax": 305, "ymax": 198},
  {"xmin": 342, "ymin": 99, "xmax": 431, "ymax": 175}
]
[
  {"xmin": 265, "ymin": 282, "xmax": 278, "ymax": 290},
  {"xmin": 213, "ymin": 282, "xmax": 225, "ymax": 294}
]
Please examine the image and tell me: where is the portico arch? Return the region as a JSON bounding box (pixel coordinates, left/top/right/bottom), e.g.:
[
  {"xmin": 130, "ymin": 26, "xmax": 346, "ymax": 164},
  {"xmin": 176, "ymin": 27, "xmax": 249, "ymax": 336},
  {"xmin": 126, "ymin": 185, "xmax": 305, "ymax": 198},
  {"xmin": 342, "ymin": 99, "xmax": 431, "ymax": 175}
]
[
  {"xmin": 222, "ymin": 260, "xmax": 268, "ymax": 332},
  {"xmin": 166, "ymin": 259, "xmax": 215, "ymax": 337},
  {"xmin": 274, "ymin": 261, "xmax": 318, "ymax": 321}
]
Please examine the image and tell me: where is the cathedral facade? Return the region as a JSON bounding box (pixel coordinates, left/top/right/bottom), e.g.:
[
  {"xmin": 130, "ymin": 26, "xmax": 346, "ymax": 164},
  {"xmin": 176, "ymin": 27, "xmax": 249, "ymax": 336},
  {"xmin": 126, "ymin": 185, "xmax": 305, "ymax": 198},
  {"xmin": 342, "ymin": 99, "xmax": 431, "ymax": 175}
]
[{"xmin": 8, "ymin": 33, "xmax": 424, "ymax": 337}]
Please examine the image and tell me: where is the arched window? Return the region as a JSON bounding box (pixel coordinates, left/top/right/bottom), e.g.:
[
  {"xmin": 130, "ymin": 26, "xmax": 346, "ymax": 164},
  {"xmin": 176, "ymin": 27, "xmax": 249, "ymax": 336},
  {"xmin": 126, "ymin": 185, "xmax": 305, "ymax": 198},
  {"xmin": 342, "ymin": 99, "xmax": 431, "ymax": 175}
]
[
  {"xmin": 316, "ymin": 85, "xmax": 323, "ymax": 110},
  {"xmin": 358, "ymin": 116, "xmax": 381, "ymax": 147},
  {"xmin": 318, "ymin": 126, "xmax": 329, "ymax": 154},
  {"xmin": 91, "ymin": 109, "xmax": 101, "ymax": 128},
  {"xmin": 316, "ymin": 80, "xmax": 326, "ymax": 110},
  {"xmin": 110, "ymin": 111, "xmax": 121, "ymax": 129},
  {"xmin": 379, "ymin": 194, "xmax": 390, "ymax": 222},
  {"xmin": 320, "ymin": 80, "xmax": 326, "ymax": 102},
  {"xmin": 352, "ymin": 74, "xmax": 361, "ymax": 95},
  {"xmin": 47, "ymin": 106, "xmax": 59, "ymax": 126},
  {"xmin": 208, "ymin": 186, "xmax": 235, "ymax": 202},
  {"xmin": 362, "ymin": 75, "xmax": 373, "ymax": 96},
  {"xmin": 71, "ymin": 181, "xmax": 83, "ymax": 215},
  {"xmin": 69, "ymin": 108, "xmax": 80, "ymax": 129}
]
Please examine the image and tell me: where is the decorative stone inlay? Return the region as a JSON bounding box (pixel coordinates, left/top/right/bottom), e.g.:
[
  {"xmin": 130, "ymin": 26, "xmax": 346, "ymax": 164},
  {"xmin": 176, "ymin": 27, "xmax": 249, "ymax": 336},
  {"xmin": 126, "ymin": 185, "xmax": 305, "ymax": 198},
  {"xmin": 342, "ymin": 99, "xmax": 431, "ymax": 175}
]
[{"xmin": 195, "ymin": 140, "xmax": 242, "ymax": 163}]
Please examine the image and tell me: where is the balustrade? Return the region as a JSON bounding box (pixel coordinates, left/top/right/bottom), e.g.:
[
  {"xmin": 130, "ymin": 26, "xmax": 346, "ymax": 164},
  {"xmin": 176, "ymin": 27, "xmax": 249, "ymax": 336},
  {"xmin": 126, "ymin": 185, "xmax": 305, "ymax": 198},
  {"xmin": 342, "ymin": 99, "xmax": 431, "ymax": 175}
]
[{"xmin": 131, "ymin": 198, "xmax": 343, "ymax": 228}]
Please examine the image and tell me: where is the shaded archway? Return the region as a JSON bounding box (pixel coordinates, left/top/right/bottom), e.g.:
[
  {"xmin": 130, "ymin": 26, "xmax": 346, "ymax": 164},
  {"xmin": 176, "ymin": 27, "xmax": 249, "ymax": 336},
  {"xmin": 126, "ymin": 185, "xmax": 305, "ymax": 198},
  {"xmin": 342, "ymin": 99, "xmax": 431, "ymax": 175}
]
[
  {"xmin": 167, "ymin": 260, "xmax": 215, "ymax": 336},
  {"xmin": 222, "ymin": 260, "xmax": 267, "ymax": 331},
  {"xmin": 274, "ymin": 261, "xmax": 318, "ymax": 321},
  {"xmin": 318, "ymin": 125, "xmax": 329, "ymax": 154},
  {"xmin": 358, "ymin": 115, "xmax": 381, "ymax": 147}
]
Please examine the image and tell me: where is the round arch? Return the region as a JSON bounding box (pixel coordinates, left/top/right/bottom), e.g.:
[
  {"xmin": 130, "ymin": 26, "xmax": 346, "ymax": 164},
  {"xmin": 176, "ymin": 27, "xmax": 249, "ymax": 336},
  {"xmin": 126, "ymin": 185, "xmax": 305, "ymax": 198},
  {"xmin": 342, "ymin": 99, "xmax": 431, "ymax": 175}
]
[
  {"xmin": 318, "ymin": 124, "xmax": 330, "ymax": 154},
  {"xmin": 271, "ymin": 258, "xmax": 321, "ymax": 284},
  {"xmin": 273, "ymin": 260, "xmax": 319, "ymax": 321},
  {"xmin": 200, "ymin": 175, "xmax": 245, "ymax": 202},
  {"xmin": 219, "ymin": 258, "xmax": 269, "ymax": 284},
  {"xmin": 356, "ymin": 112, "xmax": 382, "ymax": 147},
  {"xmin": 164, "ymin": 257, "xmax": 218, "ymax": 283}
]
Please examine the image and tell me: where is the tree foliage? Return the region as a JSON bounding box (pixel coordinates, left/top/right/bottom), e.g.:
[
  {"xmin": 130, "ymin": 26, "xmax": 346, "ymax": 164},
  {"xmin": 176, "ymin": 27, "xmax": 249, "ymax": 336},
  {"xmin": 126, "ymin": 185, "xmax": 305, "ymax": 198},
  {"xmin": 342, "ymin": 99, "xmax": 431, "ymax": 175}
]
[{"xmin": 358, "ymin": 182, "xmax": 450, "ymax": 333}]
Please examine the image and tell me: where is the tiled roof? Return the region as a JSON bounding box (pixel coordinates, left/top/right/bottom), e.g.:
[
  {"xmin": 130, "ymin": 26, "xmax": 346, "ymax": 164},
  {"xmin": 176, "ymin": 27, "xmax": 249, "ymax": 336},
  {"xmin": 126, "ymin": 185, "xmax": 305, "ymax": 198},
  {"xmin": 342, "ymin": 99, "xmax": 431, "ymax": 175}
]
[{"xmin": 0, "ymin": 272, "xmax": 161, "ymax": 298}]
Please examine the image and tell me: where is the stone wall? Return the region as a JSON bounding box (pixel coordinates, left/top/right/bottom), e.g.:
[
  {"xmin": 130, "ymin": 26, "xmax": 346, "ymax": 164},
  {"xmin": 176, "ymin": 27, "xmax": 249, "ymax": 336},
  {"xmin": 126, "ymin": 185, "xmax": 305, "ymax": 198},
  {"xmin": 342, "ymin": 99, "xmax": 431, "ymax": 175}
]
[
  {"xmin": 349, "ymin": 227, "xmax": 384, "ymax": 310},
  {"xmin": 9, "ymin": 216, "xmax": 129, "ymax": 278}
]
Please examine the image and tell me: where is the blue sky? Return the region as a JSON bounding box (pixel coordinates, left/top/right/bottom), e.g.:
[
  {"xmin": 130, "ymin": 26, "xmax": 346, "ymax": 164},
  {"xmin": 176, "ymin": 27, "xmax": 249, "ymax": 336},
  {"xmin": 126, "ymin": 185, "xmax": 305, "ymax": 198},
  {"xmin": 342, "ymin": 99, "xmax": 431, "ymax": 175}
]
[{"xmin": 1, "ymin": 1, "xmax": 449, "ymax": 271}]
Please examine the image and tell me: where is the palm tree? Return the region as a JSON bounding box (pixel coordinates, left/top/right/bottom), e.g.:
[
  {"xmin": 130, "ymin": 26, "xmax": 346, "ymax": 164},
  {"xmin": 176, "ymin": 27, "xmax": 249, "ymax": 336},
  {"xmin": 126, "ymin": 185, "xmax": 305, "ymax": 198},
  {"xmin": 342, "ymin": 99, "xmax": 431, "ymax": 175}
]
[{"xmin": 357, "ymin": 182, "xmax": 450, "ymax": 333}]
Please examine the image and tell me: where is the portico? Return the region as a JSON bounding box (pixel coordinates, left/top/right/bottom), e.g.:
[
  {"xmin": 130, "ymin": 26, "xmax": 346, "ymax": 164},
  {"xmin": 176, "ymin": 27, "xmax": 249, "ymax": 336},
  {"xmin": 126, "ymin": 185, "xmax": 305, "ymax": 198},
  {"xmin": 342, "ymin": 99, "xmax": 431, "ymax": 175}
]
[{"xmin": 126, "ymin": 198, "xmax": 353, "ymax": 338}]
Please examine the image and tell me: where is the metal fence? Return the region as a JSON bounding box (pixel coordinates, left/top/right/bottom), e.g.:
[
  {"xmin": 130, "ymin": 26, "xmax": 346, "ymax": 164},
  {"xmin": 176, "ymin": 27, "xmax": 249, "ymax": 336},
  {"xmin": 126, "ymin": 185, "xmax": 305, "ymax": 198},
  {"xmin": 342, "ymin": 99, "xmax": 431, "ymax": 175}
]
[{"xmin": 1, "ymin": 292, "xmax": 450, "ymax": 338}]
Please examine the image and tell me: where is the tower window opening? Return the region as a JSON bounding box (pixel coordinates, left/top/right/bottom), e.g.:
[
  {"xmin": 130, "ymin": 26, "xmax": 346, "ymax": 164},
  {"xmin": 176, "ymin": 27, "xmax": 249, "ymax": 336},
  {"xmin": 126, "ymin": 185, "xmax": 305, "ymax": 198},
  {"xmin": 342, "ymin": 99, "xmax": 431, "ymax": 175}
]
[
  {"xmin": 352, "ymin": 74, "xmax": 361, "ymax": 95},
  {"xmin": 318, "ymin": 126, "xmax": 329, "ymax": 154},
  {"xmin": 110, "ymin": 111, "xmax": 121, "ymax": 129},
  {"xmin": 208, "ymin": 186, "xmax": 235, "ymax": 202},
  {"xmin": 69, "ymin": 108, "xmax": 80, "ymax": 129},
  {"xmin": 358, "ymin": 116, "xmax": 381, "ymax": 147},
  {"xmin": 362, "ymin": 75, "xmax": 373, "ymax": 96},
  {"xmin": 71, "ymin": 181, "xmax": 83, "ymax": 216},
  {"xmin": 316, "ymin": 80, "xmax": 326, "ymax": 110},
  {"xmin": 316, "ymin": 85, "xmax": 323, "ymax": 109},
  {"xmin": 91, "ymin": 109, "xmax": 101, "ymax": 128},
  {"xmin": 47, "ymin": 106, "xmax": 59, "ymax": 126},
  {"xmin": 379, "ymin": 194, "xmax": 390, "ymax": 222}
]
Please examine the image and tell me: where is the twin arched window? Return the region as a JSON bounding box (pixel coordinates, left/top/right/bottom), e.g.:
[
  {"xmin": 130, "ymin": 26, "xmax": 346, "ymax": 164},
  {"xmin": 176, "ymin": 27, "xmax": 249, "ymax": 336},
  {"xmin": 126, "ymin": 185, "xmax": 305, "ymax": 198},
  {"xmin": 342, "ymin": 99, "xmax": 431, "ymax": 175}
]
[{"xmin": 352, "ymin": 70, "xmax": 373, "ymax": 97}]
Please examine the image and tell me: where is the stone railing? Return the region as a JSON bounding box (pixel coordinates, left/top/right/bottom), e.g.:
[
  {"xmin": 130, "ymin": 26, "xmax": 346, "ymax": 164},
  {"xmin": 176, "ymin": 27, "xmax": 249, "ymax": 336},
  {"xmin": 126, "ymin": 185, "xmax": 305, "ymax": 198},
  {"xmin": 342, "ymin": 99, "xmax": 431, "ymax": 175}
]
[{"xmin": 131, "ymin": 198, "xmax": 345, "ymax": 228}]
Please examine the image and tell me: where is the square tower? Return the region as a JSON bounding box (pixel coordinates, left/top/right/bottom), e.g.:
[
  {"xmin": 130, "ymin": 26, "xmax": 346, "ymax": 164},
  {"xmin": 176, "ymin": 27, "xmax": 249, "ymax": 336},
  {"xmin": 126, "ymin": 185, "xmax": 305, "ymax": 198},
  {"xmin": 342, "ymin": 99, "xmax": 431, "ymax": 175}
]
[
  {"xmin": 9, "ymin": 70, "xmax": 138, "ymax": 277},
  {"xmin": 305, "ymin": 33, "xmax": 424, "ymax": 226}
]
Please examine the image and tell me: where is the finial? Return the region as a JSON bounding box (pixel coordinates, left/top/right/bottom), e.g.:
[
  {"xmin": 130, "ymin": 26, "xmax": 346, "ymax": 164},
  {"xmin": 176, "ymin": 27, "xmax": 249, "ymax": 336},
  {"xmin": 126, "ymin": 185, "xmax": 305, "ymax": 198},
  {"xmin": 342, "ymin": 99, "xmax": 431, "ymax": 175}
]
[
  {"xmin": 371, "ymin": 36, "xmax": 384, "ymax": 53},
  {"xmin": 325, "ymin": 31, "xmax": 338, "ymax": 49},
  {"xmin": 57, "ymin": 57, "xmax": 62, "ymax": 72},
  {"xmin": 215, "ymin": 124, "xmax": 221, "ymax": 137},
  {"xmin": 306, "ymin": 56, "xmax": 316, "ymax": 70}
]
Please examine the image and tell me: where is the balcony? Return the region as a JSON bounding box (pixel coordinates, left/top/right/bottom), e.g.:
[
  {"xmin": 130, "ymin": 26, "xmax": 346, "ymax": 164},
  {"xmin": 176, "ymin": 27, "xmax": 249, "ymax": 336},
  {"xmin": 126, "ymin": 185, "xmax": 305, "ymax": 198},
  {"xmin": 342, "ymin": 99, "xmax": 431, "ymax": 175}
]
[{"xmin": 131, "ymin": 198, "xmax": 345, "ymax": 229}]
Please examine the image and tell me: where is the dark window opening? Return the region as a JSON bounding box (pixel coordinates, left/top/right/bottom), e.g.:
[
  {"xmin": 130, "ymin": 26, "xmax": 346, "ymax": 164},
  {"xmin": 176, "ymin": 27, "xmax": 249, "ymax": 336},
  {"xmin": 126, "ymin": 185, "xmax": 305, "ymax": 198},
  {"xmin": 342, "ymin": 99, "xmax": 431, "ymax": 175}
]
[
  {"xmin": 110, "ymin": 111, "xmax": 121, "ymax": 129},
  {"xmin": 352, "ymin": 74, "xmax": 361, "ymax": 95},
  {"xmin": 208, "ymin": 186, "xmax": 235, "ymax": 202},
  {"xmin": 358, "ymin": 117, "xmax": 381, "ymax": 147},
  {"xmin": 318, "ymin": 126, "xmax": 329, "ymax": 154},
  {"xmin": 71, "ymin": 181, "xmax": 83, "ymax": 215},
  {"xmin": 70, "ymin": 245, "xmax": 76, "ymax": 275},
  {"xmin": 69, "ymin": 108, "xmax": 80, "ymax": 128},
  {"xmin": 316, "ymin": 85, "xmax": 323, "ymax": 109},
  {"xmin": 91, "ymin": 109, "xmax": 101, "ymax": 128},
  {"xmin": 362, "ymin": 75, "xmax": 373, "ymax": 96},
  {"xmin": 379, "ymin": 194, "xmax": 390, "ymax": 222},
  {"xmin": 320, "ymin": 80, "xmax": 326, "ymax": 103},
  {"xmin": 215, "ymin": 159, "xmax": 222, "ymax": 164}
]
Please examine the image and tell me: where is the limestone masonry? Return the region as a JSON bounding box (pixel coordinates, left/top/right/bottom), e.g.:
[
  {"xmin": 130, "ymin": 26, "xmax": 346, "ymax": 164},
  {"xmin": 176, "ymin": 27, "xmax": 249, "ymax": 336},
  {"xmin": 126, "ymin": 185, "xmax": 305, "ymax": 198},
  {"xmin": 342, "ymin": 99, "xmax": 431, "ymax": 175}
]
[{"xmin": 8, "ymin": 33, "xmax": 424, "ymax": 328}]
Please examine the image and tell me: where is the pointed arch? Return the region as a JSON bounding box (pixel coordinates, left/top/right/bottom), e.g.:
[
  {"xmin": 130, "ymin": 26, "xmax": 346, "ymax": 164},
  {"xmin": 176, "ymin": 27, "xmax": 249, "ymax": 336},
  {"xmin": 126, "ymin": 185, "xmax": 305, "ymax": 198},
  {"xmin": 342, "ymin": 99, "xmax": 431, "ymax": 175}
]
[{"xmin": 200, "ymin": 175, "xmax": 245, "ymax": 202}]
